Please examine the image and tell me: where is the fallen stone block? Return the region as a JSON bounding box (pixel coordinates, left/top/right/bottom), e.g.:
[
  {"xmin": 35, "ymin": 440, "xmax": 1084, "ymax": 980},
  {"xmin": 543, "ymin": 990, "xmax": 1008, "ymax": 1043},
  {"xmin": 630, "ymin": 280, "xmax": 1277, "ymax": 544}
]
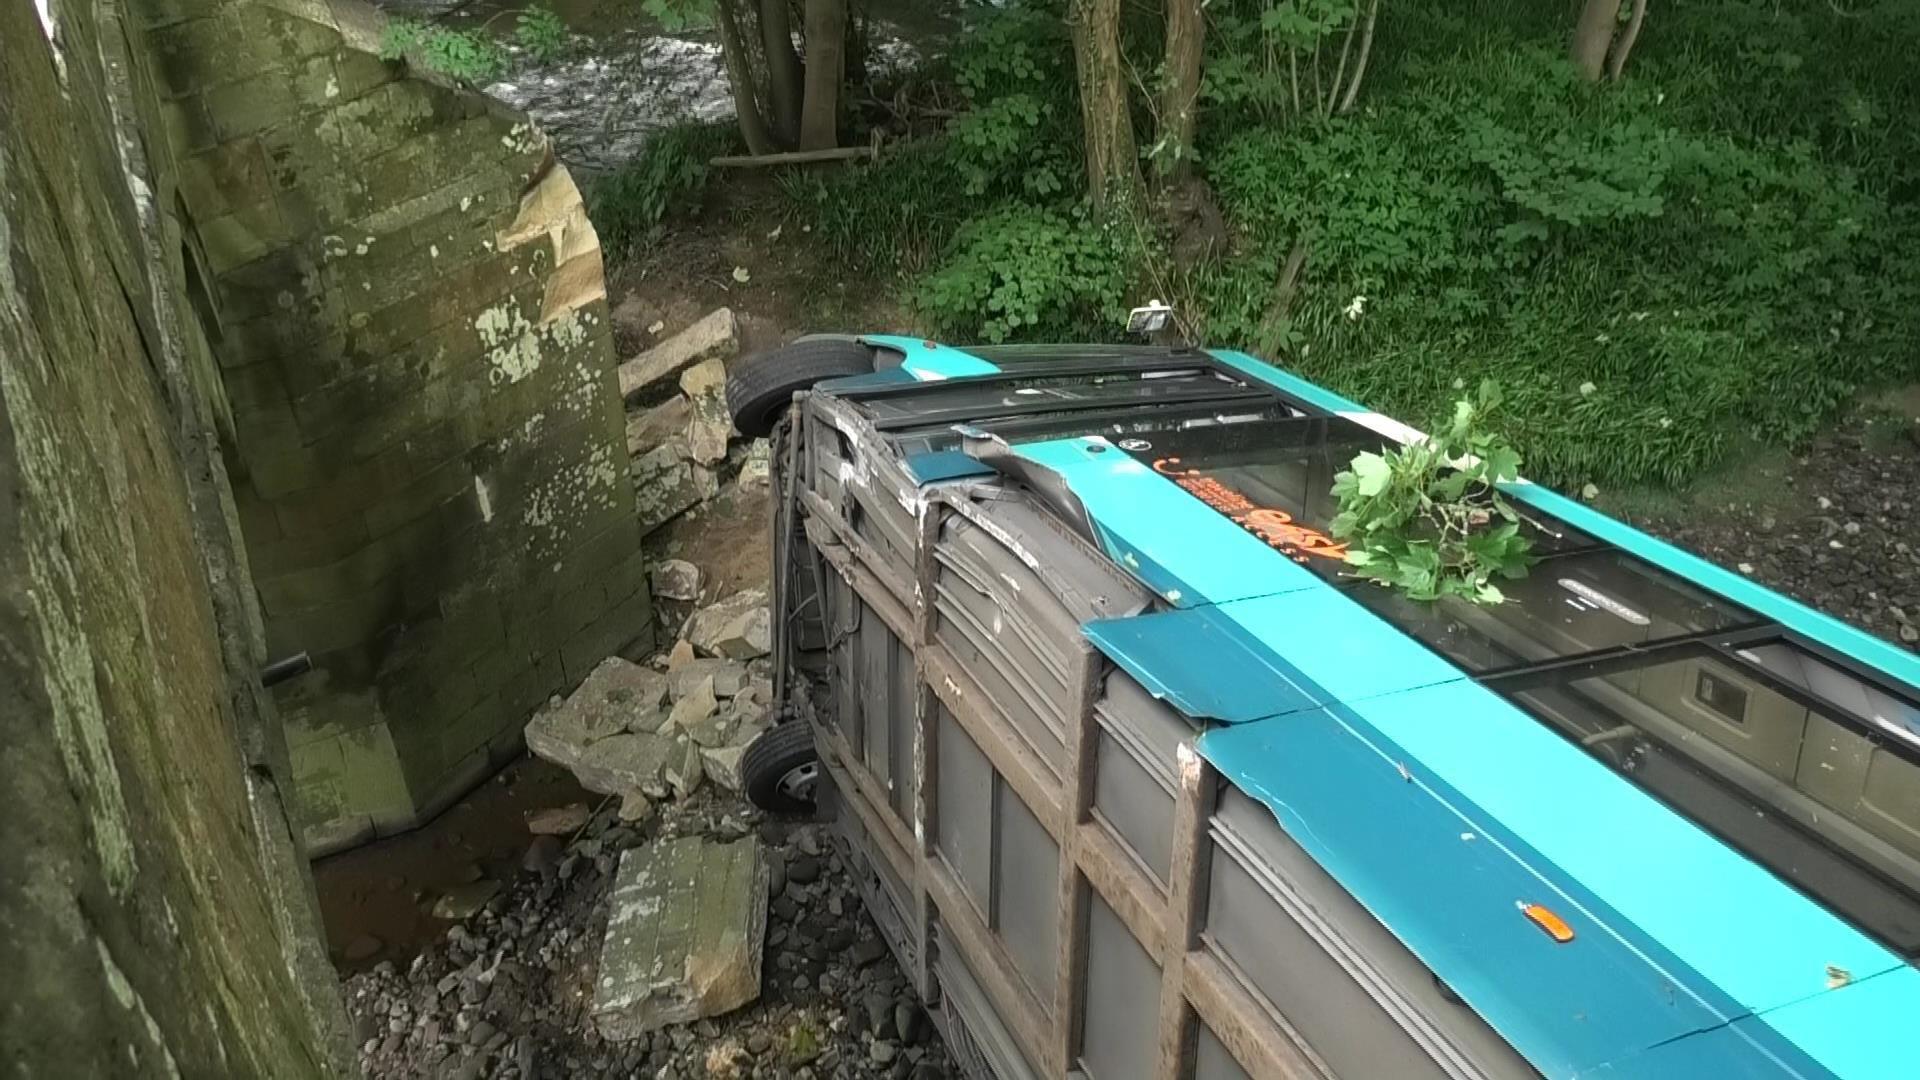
[
  {"xmin": 525, "ymin": 803, "xmax": 591, "ymax": 836},
  {"xmin": 618, "ymin": 307, "xmax": 738, "ymax": 402},
  {"xmin": 651, "ymin": 558, "xmax": 702, "ymax": 601},
  {"xmin": 626, "ymin": 396, "xmax": 691, "ymax": 458},
  {"xmin": 668, "ymin": 658, "xmax": 750, "ymax": 701},
  {"xmin": 739, "ymin": 439, "xmax": 772, "ymax": 490},
  {"xmin": 593, "ymin": 838, "xmax": 769, "ymax": 1039},
  {"xmin": 683, "ymin": 710, "xmax": 736, "ymax": 749},
  {"xmin": 666, "ymin": 676, "xmax": 719, "ymax": 733},
  {"xmin": 632, "ymin": 440, "xmax": 720, "ymax": 536},
  {"xmin": 681, "ymin": 357, "xmax": 734, "ymax": 465},
  {"xmin": 524, "ymin": 658, "xmax": 671, "ymax": 773},
  {"xmin": 432, "ymin": 879, "xmax": 501, "ymax": 920},
  {"xmin": 665, "ymin": 733, "xmax": 705, "ymax": 799},
  {"xmin": 687, "ymin": 590, "xmax": 771, "ymax": 660},
  {"xmin": 700, "ymin": 744, "xmax": 749, "ymax": 793},
  {"xmin": 665, "ymin": 639, "xmax": 697, "ymax": 669},
  {"xmin": 570, "ymin": 733, "xmax": 675, "ymax": 797}
]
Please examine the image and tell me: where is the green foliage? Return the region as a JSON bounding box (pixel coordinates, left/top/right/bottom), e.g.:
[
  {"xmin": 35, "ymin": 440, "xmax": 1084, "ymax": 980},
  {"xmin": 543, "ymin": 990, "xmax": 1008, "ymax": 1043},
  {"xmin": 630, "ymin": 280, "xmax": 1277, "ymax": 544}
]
[
  {"xmin": 917, "ymin": 207, "xmax": 1136, "ymax": 343},
  {"xmin": 775, "ymin": 139, "xmax": 973, "ymax": 276},
  {"xmin": 515, "ymin": 5, "xmax": 568, "ymax": 64},
  {"xmin": 588, "ymin": 123, "xmax": 736, "ymax": 257},
  {"xmin": 1197, "ymin": 41, "xmax": 1920, "ymax": 487},
  {"xmin": 1202, "ymin": 0, "xmax": 1366, "ymax": 124},
  {"xmin": 380, "ymin": 19, "xmax": 508, "ymax": 83},
  {"xmin": 946, "ymin": 4, "xmax": 1076, "ymax": 200},
  {"xmin": 640, "ymin": 0, "xmax": 713, "ymax": 32},
  {"xmin": 1331, "ymin": 382, "xmax": 1535, "ymax": 604}
]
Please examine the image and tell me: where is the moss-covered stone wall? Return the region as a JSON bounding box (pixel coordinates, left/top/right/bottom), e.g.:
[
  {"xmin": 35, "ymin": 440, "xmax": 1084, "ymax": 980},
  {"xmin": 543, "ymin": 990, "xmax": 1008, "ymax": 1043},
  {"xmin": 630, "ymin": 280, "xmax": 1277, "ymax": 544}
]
[
  {"xmin": 140, "ymin": 0, "xmax": 653, "ymax": 851},
  {"xmin": 1, "ymin": 0, "xmax": 352, "ymax": 1071}
]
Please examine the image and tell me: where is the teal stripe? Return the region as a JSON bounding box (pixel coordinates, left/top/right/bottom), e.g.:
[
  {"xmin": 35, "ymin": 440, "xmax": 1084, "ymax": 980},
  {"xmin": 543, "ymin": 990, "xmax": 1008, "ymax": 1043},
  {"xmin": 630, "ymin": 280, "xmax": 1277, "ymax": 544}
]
[
  {"xmin": 1207, "ymin": 347, "xmax": 1365, "ymax": 411},
  {"xmin": 863, "ymin": 334, "xmax": 1001, "ymax": 380},
  {"xmin": 1013, "ymin": 435, "xmax": 1325, "ymax": 606}
]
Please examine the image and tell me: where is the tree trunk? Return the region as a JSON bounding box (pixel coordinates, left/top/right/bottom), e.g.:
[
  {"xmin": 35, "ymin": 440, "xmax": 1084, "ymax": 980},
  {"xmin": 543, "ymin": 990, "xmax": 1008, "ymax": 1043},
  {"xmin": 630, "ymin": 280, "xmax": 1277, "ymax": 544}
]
[
  {"xmin": 798, "ymin": 0, "xmax": 847, "ymax": 151},
  {"xmin": 1336, "ymin": 0, "xmax": 1380, "ymax": 115},
  {"xmin": 1069, "ymin": 0, "xmax": 1145, "ymax": 214},
  {"xmin": 1605, "ymin": 0, "xmax": 1648, "ymax": 80},
  {"xmin": 1159, "ymin": 0, "xmax": 1204, "ymax": 181},
  {"xmin": 760, "ymin": 0, "xmax": 804, "ymax": 146},
  {"xmin": 1570, "ymin": 0, "xmax": 1622, "ymax": 81},
  {"xmin": 715, "ymin": 0, "xmax": 775, "ymax": 155}
]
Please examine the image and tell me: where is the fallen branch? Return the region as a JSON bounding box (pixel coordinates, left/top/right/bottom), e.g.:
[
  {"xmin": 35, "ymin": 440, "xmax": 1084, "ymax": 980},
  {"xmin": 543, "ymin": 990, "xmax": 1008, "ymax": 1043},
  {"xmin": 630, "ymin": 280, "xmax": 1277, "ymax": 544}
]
[{"xmin": 709, "ymin": 145, "xmax": 877, "ymax": 168}]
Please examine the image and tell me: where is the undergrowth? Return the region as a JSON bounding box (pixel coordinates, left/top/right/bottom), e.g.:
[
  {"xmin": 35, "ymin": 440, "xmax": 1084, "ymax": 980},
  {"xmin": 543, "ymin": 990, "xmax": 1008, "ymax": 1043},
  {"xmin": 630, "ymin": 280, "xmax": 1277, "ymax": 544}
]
[
  {"xmin": 654, "ymin": 0, "xmax": 1920, "ymax": 489},
  {"xmin": 589, "ymin": 123, "xmax": 739, "ymax": 257}
]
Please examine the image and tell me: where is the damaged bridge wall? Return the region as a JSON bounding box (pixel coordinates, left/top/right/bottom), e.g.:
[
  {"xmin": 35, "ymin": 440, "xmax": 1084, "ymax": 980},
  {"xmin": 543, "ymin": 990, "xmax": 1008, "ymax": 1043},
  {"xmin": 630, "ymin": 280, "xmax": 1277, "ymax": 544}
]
[
  {"xmin": 1, "ymin": 0, "xmax": 352, "ymax": 1072},
  {"xmin": 143, "ymin": 0, "xmax": 654, "ymax": 851}
]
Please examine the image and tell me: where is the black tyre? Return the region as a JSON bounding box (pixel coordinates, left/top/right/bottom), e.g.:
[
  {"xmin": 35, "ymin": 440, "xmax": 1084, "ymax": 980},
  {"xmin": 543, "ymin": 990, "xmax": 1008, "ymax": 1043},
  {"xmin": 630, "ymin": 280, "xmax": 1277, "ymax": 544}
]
[
  {"xmin": 727, "ymin": 339, "xmax": 875, "ymax": 438},
  {"xmin": 742, "ymin": 720, "xmax": 820, "ymax": 813}
]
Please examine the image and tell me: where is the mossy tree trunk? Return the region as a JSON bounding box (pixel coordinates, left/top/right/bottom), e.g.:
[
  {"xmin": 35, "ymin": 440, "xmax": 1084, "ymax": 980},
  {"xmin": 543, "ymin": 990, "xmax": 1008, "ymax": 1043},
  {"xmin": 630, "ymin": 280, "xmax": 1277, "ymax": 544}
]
[
  {"xmin": 1159, "ymin": 0, "xmax": 1205, "ymax": 182},
  {"xmin": 798, "ymin": 0, "xmax": 847, "ymax": 150},
  {"xmin": 1570, "ymin": 0, "xmax": 1622, "ymax": 81},
  {"xmin": 1070, "ymin": 0, "xmax": 1145, "ymax": 215},
  {"xmin": 760, "ymin": 0, "xmax": 805, "ymax": 146}
]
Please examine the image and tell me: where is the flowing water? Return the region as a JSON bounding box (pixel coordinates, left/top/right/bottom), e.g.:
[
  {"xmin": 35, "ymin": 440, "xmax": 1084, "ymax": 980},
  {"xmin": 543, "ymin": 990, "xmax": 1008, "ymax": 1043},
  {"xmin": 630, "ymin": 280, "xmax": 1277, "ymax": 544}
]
[{"xmin": 375, "ymin": 0, "xmax": 961, "ymax": 173}]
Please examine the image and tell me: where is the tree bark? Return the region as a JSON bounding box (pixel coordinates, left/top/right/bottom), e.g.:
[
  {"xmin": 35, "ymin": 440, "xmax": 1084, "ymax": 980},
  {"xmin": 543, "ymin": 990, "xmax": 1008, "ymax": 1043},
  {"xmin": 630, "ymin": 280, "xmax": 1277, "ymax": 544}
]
[
  {"xmin": 1159, "ymin": 0, "xmax": 1204, "ymax": 181},
  {"xmin": 1605, "ymin": 0, "xmax": 1648, "ymax": 80},
  {"xmin": 714, "ymin": 0, "xmax": 775, "ymax": 155},
  {"xmin": 1336, "ymin": 0, "xmax": 1380, "ymax": 115},
  {"xmin": 798, "ymin": 0, "xmax": 847, "ymax": 151},
  {"xmin": 760, "ymin": 0, "xmax": 804, "ymax": 145},
  {"xmin": 1570, "ymin": 0, "xmax": 1622, "ymax": 81},
  {"xmin": 1069, "ymin": 0, "xmax": 1145, "ymax": 214}
]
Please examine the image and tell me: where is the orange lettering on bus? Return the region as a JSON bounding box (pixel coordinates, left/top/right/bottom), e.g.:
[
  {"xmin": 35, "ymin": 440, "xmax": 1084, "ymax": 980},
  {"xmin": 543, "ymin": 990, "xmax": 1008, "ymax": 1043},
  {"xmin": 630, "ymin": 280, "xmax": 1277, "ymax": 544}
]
[{"xmin": 1151, "ymin": 458, "xmax": 1347, "ymax": 564}]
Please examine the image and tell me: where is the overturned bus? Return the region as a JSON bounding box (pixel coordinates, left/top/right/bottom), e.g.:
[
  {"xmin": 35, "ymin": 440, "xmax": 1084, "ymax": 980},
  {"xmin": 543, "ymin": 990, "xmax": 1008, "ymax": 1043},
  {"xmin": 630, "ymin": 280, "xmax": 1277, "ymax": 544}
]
[{"xmin": 724, "ymin": 336, "xmax": 1920, "ymax": 1080}]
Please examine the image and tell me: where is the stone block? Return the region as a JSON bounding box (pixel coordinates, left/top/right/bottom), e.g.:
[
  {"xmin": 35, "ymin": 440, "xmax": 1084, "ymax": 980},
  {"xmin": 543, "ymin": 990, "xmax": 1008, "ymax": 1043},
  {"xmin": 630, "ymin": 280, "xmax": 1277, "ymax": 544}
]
[
  {"xmin": 199, "ymin": 199, "xmax": 296, "ymax": 276},
  {"xmin": 625, "ymin": 395, "xmax": 690, "ymax": 458},
  {"xmin": 667, "ymin": 659, "xmax": 750, "ymax": 701},
  {"xmin": 617, "ymin": 308, "xmax": 736, "ymax": 402},
  {"xmin": 686, "ymin": 590, "xmax": 770, "ymax": 661},
  {"xmin": 559, "ymin": 586, "xmax": 654, "ymax": 685},
  {"xmin": 201, "ymin": 72, "xmax": 301, "ymax": 142},
  {"xmin": 650, "ymin": 558, "xmax": 701, "ymax": 601},
  {"xmin": 592, "ymin": 838, "xmax": 768, "ymax": 1039},
  {"xmin": 631, "ymin": 440, "xmax": 717, "ymax": 536},
  {"xmin": 179, "ymin": 139, "xmax": 277, "ymax": 220},
  {"xmin": 680, "ymin": 357, "xmax": 732, "ymax": 465},
  {"xmin": 700, "ymin": 744, "xmax": 748, "ymax": 794}
]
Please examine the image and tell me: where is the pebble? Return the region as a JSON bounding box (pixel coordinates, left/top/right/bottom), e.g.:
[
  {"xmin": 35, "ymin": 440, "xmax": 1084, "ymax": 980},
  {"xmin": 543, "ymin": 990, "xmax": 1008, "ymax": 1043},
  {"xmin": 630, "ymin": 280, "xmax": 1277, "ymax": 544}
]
[
  {"xmin": 871, "ymin": 1041, "xmax": 898, "ymax": 1065},
  {"xmin": 787, "ymin": 856, "xmax": 821, "ymax": 885},
  {"xmin": 895, "ymin": 1003, "xmax": 923, "ymax": 1045}
]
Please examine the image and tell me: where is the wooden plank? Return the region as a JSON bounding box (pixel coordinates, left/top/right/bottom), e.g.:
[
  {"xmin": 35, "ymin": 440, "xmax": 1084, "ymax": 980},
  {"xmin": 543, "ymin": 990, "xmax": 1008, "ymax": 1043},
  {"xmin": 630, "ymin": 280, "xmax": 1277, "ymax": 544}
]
[
  {"xmin": 927, "ymin": 857, "xmax": 1055, "ymax": 1074},
  {"xmin": 1050, "ymin": 643, "xmax": 1106, "ymax": 1074},
  {"xmin": 1185, "ymin": 951, "xmax": 1330, "ymax": 1080},
  {"xmin": 710, "ymin": 145, "xmax": 877, "ymax": 167},
  {"xmin": 815, "ymin": 720, "xmax": 916, "ymax": 871},
  {"xmin": 922, "ymin": 644, "xmax": 1067, "ymax": 839},
  {"xmin": 1076, "ymin": 822, "xmax": 1168, "ymax": 960},
  {"xmin": 1155, "ymin": 743, "xmax": 1217, "ymax": 1079},
  {"xmin": 910, "ymin": 680, "xmax": 940, "ymax": 1001}
]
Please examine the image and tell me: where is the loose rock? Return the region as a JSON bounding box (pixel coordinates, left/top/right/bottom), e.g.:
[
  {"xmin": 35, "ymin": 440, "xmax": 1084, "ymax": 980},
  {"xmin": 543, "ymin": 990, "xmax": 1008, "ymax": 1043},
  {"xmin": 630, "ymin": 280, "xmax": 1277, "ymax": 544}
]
[
  {"xmin": 651, "ymin": 558, "xmax": 703, "ymax": 601},
  {"xmin": 688, "ymin": 590, "xmax": 771, "ymax": 660}
]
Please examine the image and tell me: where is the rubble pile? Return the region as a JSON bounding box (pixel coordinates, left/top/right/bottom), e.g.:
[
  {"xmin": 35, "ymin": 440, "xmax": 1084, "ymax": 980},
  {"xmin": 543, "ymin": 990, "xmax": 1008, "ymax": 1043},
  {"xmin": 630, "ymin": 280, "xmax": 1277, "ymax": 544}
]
[
  {"xmin": 622, "ymin": 308, "xmax": 773, "ymax": 537},
  {"xmin": 340, "ymin": 792, "xmax": 955, "ymax": 1080},
  {"xmin": 523, "ymin": 586, "xmax": 776, "ymax": 815}
]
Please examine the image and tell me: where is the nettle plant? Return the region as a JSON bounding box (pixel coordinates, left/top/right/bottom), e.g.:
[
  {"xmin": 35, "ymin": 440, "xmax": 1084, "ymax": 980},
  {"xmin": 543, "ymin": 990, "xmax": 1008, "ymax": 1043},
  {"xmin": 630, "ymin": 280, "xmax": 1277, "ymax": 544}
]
[{"xmin": 1329, "ymin": 381, "xmax": 1536, "ymax": 604}]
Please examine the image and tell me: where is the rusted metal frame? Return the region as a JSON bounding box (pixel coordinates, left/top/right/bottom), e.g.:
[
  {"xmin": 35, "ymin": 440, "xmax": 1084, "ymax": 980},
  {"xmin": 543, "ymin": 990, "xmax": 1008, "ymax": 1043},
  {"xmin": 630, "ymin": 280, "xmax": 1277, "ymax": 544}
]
[
  {"xmin": 920, "ymin": 643, "xmax": 1068, "ymax": 839},
  {"xmin": 815, "ymin": 716, "xmax": 917, "ymax": 870},
  {"xmin": 1185, "ymin": 949, "xmax": 1331, "ymax": 1080},
  {"xmin": 1075, "ymin": 820, "xmax": 1169, "ymax": 959},
  {"xmin": 1049, "ymin": 641, "xmax": 1106, "ymax": 1074},
  {"xmin": 771, "ymin": 409, "xmax": 805, "ymax": 701},
  {"xmin": 801, "ymin": 514, "xmax": 918, "ymax": 657},
  {"xmin": 801, "ymin": 488, "xmax": 916, "ymax": 617},
  {"xmin": 926, "ymin": 852, "xmax": 1056, "ymax": 1074},
  {"xmin": 909, "ymin": 499, "xmax": 944, "ymax": 1001},
  {"xmin": 1155, "ymin": 745, "xmax": 1218, "ymax": 1079}
]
